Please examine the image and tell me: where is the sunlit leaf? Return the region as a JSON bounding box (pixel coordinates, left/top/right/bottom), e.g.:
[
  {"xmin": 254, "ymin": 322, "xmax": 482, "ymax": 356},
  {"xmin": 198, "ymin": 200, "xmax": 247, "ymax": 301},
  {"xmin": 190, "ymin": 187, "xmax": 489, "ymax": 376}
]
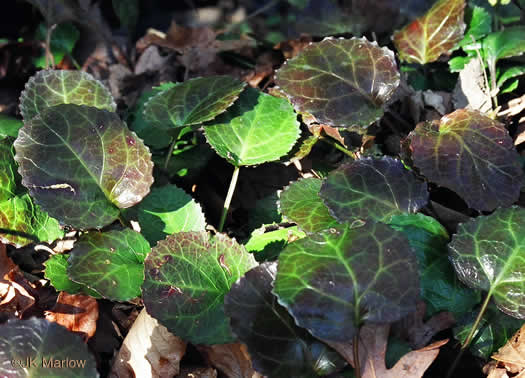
[
  {"xmin": 449, "ymin": 207, "xmax": 525, "ymax": 318},
  {"xmin": 273, "ymin": 222, "xmax": 420, "ymax": 341},
  {"xmin": 204, "ymin": 87, "xmax": 300, "ymax": 166},
  {"xmin": 483, "ymin": 26, "xmax": 525, "ymax": 65},
  {"xmin": 497, "ymin": 65, "xmax": 525, "ymax": 89},
  {"xmin": 14, "ymin": 104, "xmax": 154, "ymax": 229},
  {"xmin": 144, "ymin": 76, "xmax": 246, "ymax": 130},
  {"xmin": 408, "ymin": 109, "xmax": 523, "ymax": 211},
  {"xmin": 0, "ymin": 114, "xmax": 23, "ymax": 140},
  {"xmin": 142, "ymin": 231, "xmax": 258, "ymax": 345},
  {"xmin": 319, "ymin": 157, "xmax": 428, "ymax": 224},
  {"xmin": 393, "ymin": 0, "xmax": 466, "ymax": 64},
  {"xmin": 44, "ymin": 254, "xmax": 101, "ymax": 298},
  {"xmin": 127, "ymin": 184, "xmax": 206, "ymax": 246},
  {"xmin": 244, "ymin": 225, "xmax": 306, "ymax": 262},
  {"xmin": 388, "ymin": 213, "xmax": 480, "ymax": 317},
  {"xmin": 224, "ymin": 262, "xmax": 345, "ymax": 377},
  {"xmin": 19, "ymin": 69, "xmax": 116, "ymax": 121},
  {"xmin": 458, "ymin": 5, "xmax": 492, "ymax": 48},
  {"xmin": 275, "ymin": 37, "xmax": 399, "ymax": 128},
  {"xmin": 0, "ymin": 140, "xmax": 17, "ymax": 202},
  {"xmin": 0, "ymin": 194, "xmax": 63, "ymax": 248},
  {"xmin": 67, "ymin": 229, "xmax": 150, "ymax": 301},
  {"xmin": 279, "ymin": 178, "xmax": 338, "ymax": 233},
  {"xmin": 0, "ymin": 318, "xmax": 98, "ymax": 377}
]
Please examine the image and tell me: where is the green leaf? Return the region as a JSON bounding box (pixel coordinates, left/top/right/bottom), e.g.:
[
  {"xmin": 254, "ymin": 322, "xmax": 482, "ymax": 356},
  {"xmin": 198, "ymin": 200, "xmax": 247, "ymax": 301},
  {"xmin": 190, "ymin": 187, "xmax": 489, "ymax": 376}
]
[
  {"xmin": 0, "ymin": 318, "xmax": 99, "ymax": 378},
  {"xmin": 244, "ymin": 225, "xmax": 306, "ymax": 262},
  {"xmin": 388, "ymin": 213, "xmax": 480, "ymax": 317},
  {"xmin": 142, "ymin": 231, "xmax": 258, "ymax": 345},
  {"xmin": 319, "ymin": 157, "xmax": 428, "ymax": 224},
  {"xmin": 483, "ymin": 27, "xmax": 525, "ymax": 65},
  {"xmin": 393, "ymin": 0, "xmax": 466, "ymax": 64},
  {"xmin": 247, "ymin": 193, "xmax": 282, "ymax": 232},
  {"xmin": 112, "ymin": 0, "xmax": 139, "ymax": 31},
  {"xmin": 0, "ymin": 114, "xmax": 23, "ymax": 139},
  {"xmin": 497, "ymin": 65, "xmax": 525, "ymax": 89},
  {"xmin": 224, "ymin": 262, "xmax": 345, "ymax": 377},
  {"xmin": 449, "ymin": 207, "xmax": 525, "ymax": 318},
  {"xmin": 273, "ymin": 222, "xmax": 420, "ymax": 341},
  {"xmin": 19, "ymin": 69, "xmax": 116, "ymax": 121},
  {"xmin": 143, "ymin": 76, "xmax": 246, "ymax": 130},
  {"xmin": 14, "ymin": 104, "xmax": 154, "ymax": 229},
  {"xmin": 126, "ymin": 184, "xmax": 206, "ymax": 246},
  {"xmin": 448, "ymin": 53, "xmax": 476, "ymax": 72},
  {"xmin": 458, "ymin": 5, "xmax": 492, "ymax": 48},
  {"xmin": 44, "ymin": 254, "xmax": 101, "ymax": 298},
  {"xmin": 67, "ymin": 229, "xmax": 150, "ymax": 301},
  {"xmin": 500, "ymin": 78, "xmax": 519, "ymax": 94},
  {"xmin": 204, "ymin": 87, "xmax": 300, "ymax": 166},
  {"xmin": 279, "ymin": 178, "xmax": 338, "ymax": 233},
  {"xmin": 275, "ymin": 37, "xmax": 399, "ymax": 128},
  {"xmin": 33, "ymin": 22, "xmax": 79, "ymax": 68},
  {"xmin": 0, "ymin": 194, "xmax": 63, "ymax": 248},
  {"xmin": 0, "ymin": 140, "xmax": 17, "ymax": 202},
  {"xmin": 408, "ymin": 109, "xmax": 524, "ymax": 211},
  {"xmin": 154, "ymin": 143, "xmax": 215, "ymax": 180}
]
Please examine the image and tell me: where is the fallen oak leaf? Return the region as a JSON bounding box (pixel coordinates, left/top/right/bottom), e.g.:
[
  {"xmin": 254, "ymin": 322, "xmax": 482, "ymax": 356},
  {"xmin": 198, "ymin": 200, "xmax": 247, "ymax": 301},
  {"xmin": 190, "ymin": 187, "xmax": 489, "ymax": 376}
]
[
  {"xmin": 325, "ymin": 324, "xmax": 447, "ymax": 378},
  {"xmin": 488, "ymin": 323, "xmax": 525, "ymax": 376},
  {"xmin": 197, "ymin": 343, "xmax": 263, "ymax": 378}
]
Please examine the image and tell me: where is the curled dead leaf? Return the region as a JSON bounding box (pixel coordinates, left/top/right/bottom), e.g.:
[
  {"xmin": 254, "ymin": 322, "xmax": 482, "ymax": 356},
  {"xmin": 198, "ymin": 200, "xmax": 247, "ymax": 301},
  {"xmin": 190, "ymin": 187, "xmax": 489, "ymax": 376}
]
[{"xmin": 197, "ymin": 343, "xmax": 263, "ymax": 378}]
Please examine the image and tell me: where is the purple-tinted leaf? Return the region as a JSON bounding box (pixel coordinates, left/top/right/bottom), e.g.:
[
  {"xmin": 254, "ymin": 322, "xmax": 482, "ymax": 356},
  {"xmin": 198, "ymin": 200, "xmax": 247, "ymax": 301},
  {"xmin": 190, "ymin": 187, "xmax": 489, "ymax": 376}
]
[
  {"xmin": 449, "ymin": 207, "xmax": 525, "ymax": 318},
  {"xmin": 279, "ymin": 178, "xmax": 338, "ymax": 233},
  {"xmin": 143, "ymin": 76, "xmax": 246, "ymax": 130},
  {"xmin": 408, "ymin": 109, "xmax": 524, "ymax": 211},
  {"xmin": 19, "ymin": 69, "xmax": 116, "ymax": 122},
  {"xmin": 0, "ymin": 318, "xmax": 98, "ymax": 377},
  {"xmin": 393, "ymin": 0, "xmax": 466, "ymax": 64},
  {"xmin": 224, "ymin": 262, "xmax": 346, "ymax": 377},
  {"xmin": 142, "ymin": 232, "xmax": 258, "ymax": 345},
  {"xmin": 273, "ymin": 222, "xmax": 420, "ymax": 341},
  {"xmin": 14, "ymin": 104, "xmax": 154, "ymax": 229},
  {"xmin": 275, "ymin": 37, "xmax": 400, "ymax": 128},
  {"xmin": 319, "ymin": 157, "xmax": 428, "ymax": 224}
]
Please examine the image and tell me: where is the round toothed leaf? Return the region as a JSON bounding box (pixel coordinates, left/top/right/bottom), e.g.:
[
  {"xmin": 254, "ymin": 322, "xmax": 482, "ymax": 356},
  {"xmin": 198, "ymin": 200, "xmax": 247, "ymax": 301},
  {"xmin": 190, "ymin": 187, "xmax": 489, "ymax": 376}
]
[
  {"xmin": 143, "ymin": 76, "xmax": 246, "ymax": 130},
  {"xmin": 19, "ymin": 69, "xmax": 116, "ymax": 121},
  {"xmin": 279, "ymin": 178, "xmax": 338, "ymax": 233},
  {"xmin": 224, "ymin": 262, "xmax": 345, "ymax": 377},
  {"xmin": 127, "ymin": 184, "xmax": 206, "ymax": 246},
  {"xmin": 0, "ymin": 318, "xmax": 99, "ymax": 378},
  {"xmin": 14, "ymin": 104, "xmax": 154, "ymax": 229},
  {"xmin": 393, "ymin": 0, "xmax": 466, "ymax": 64},
  {"xmin": 67, "ymin": 229, "xmax": 150, "ymax": 301},
  {"xmin": 273, "ymin": 222, "xmax": 420, "ymax": 341},
  {"xmin": 44, "ymin": 254, "xmax": 101, "ymax": 298},
  {"xmin": 204, "ymin": 87, "xmax": 300, "ymax": 166},
  {"xmin": 408, "ymin": 109, "xmax": 523, "ymax": 211},
  {"xmin": 0, "ymin": 194, "xmax": 63, "ymax": 248},
  {"xmin": 0, "ymin": 140, "xmax": 17, "ymax": 202},
  {"xmin": 274, "ymin": 37, "xmax": 400, "ymax": 128},
  {"xmin": 449, "ymin": 207, "xmax": 525, "ymax": 319},
  {"xmin": 142, "ymin": 231, "xmax": 258, "ymax": 345},
  {"xmin": 319, "ymin": 157, "xmax": 428, "ymax": 224}
]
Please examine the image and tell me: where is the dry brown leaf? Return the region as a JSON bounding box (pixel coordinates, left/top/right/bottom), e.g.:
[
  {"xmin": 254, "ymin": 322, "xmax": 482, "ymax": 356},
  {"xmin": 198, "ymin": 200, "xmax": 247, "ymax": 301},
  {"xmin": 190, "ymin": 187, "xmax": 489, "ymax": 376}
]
[
  {"xmin": 110, "ymin": 308, "xmax": 186, "ymax": 378},
  {"xmin": 488, "ymin": 323, "xmax": 525, "ymax": 376},
  {"xmin": 45, "ymin": 291, "xmax": 98, "ymax": 341},
  {"xmin": 197, "ymin": 343, "xmax": 262, "ymax": 378},
  {"xmin": 275, "ymin": 35, "xmax": 313, "ymax": 59},
  {"xmin": 0, "ymin": 243, "xmax": 36, "ymax": 318},
  {"xmin": 177, "ymin": 367, "xmax": 218, "ymax": 378},
  {"xmin": 326, "ymin": 324, "xmax": 447, "ymax": 378}
]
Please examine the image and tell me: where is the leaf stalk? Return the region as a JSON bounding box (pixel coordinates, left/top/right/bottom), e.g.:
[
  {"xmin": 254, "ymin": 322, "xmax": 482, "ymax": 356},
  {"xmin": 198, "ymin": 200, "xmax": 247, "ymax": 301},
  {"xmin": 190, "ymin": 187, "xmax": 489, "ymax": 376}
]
[{"xmin": 218, "ymin": 165, "xmax": 240, "ymax": 232}]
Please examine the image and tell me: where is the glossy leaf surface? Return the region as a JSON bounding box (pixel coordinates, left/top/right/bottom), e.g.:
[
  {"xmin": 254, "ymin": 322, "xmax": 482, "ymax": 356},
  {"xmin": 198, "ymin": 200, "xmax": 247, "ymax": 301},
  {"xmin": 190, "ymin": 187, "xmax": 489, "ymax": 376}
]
[
  {"xmin": 0, "ymin": 140, "xmax": 17, "ymax": 202},
  {"xmin": 14, "ymin": 104, "xmax": 154, "ymax": 229},
  {"xmin": 275, "ymin": 37, "xmax": 399, "ymax": 128},
  {"xmin": 393, "ymin": 0, "xmax": 466, "ymax": 64},
  {"xmin": 0, "ymin": 318, "xmax": 98, "ymax": 377},
  {"xmin": 279, "ymin": 178, "xmax": 338, "ymax": 233},
  {"xmin": 144, "ymin": 76, "xmax": 246, "ymax": 130},
  {"xmin": 224, "ymin": 262, "xmax": 345, "ymax": 377},
  {"xmin": 142, "ymin": 231, "xmax": 258, "ymax": 345},
  {"xmin": 127, "ymin": 185, "xmax": 206, "ymax": 246},
  {"xmin": 67, "ymin": 229, "xmax": 150, "ymax": 301},
  {"xmin": 273, "ymin": 222, "xmax": 420, "ymax": 341},
  {"xmin": 449, "ymin": 207, "xmax": 525, "ymax": 318},
  {"xmin": 388, "ymin": 213, "xmax": 480, "ymax": 317},
  {"xmin": 44, "ymin": 254, "xmax": 101, "ymax": 298},
  {"xmin": 0, "ymin": 194, "xmax": 63, "ymax": 248},
  {"xmin": 409, "ymin": 109, "xmax": 523, "ymax": 211},
  {"xmin": 19, "ymin": 69, "xmax": 115, "ymax": 121},
  {"xmin": 204, "ymin": 87, "xmax": 300, "ymax": 166},
  {"xmin": 320, "ymin": 157, "xmax": 428, "ymax": 224}
]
